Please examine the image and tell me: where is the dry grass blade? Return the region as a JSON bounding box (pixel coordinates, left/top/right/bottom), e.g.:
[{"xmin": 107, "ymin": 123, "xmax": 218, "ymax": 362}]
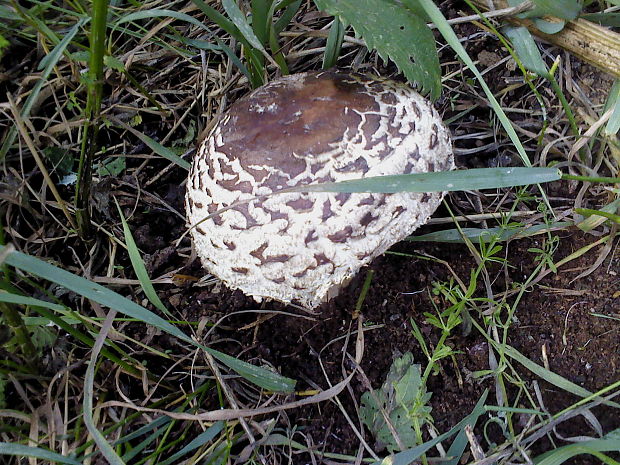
[
  {"xmin": 470, "ymin": 0, "xmax": 620, "ymax": 77},
  {"xmin": 98, "ymin": 374, "xmax": 354, "ymax": 421},
  {"xmin": 83, "ymin": 310, "xmax": 125, "ymax": 465},
  {"xmin": 7, "ymin": 96, "xmax": 77, "ymax": 231}
]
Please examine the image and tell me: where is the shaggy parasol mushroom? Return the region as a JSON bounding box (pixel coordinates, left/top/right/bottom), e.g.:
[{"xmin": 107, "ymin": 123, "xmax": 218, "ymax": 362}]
[{"xmin": 186, "ymin": 70, "xmax": 454, "ymax": 309}]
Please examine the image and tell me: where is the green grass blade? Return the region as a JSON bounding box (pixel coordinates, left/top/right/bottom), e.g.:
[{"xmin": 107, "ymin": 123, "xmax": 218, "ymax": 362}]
[
  {"xmin": 413, "ymin": 0, "xmax": 531, "ymax": 166},
  {"xmin": 0, "ymin": 291, "xmax": 67, "ymax": 312},
  {"xmin": 112, "ymin": 9, "xmax": 211, "ymax": 33},
  {"xmin": 207, "ymin": 349, "xmax": 295, "ymax": 392},
  {"xmin": 0, "ymin": 18, "xmax": 88, "ymax": 159},
  {"xmin": 120, "ymin": 426, "xmax": 167, "ymax": 462},
  {"xmin": 273, "ymin": 0, "xmax": 302, "ymax": 34},
  {"xmin": 115, "ymin": 202, "xmax": 171, "ymax": 316},
  {"xmin": 300, "ymin": 167, "xmax": 560, "ymax": 194},
  {"xmin": 534, "ymin": 430, "xmax": 620, "ymax": 465},
  {"xmin": 1, "ymin": 246, "xmax": 191, "ymax": 342},
  {"xmin": 0, "ymin": 246, "xmax": 295, "ymax": 392},
  {"xmin": 0, "ymin": 443, "xmax": 82, "ymax": 465},
  {"xmin": 191, "ymin": 0, "xmax": 240, "ymax": 39},
  {"xmin": 173, "ymin": 35, "xmax": 252, "ymax": 80},
  {"xmin": 575, "ymin": 208, "xmax": 620, "ymax": 225},
  {"xmin": 251, "ymin": 0, "xmax": 273, "ymax": 46},
  {"xmin": 501, "ymin": 345, "xmax": 620, "ymax": 408},
  {"xmin": 314, "ymin": 0, "xmax": 441, "ymax": 99},
  {"xmin": 114, "ymin": 122, "xmax": 190, "ymax": 170},
  {"xmin": 157, "ymin": 422, "xmax": 224, "ymax": 465},
  {"xmin": 444, "ymin": 403, "xmax": 485, "ymax": 465},
  {"xmin": 604, "ymin": 79, "xmax": 620, "ymax": 136},
  {"xmin": 322, "ymin": 17, "xmax": 345, "ymax": 69},
  {"xmin": 408, "ymin": 222, "xmax": 573, "ymax": 244},
  {"xmin": 222, "ymin": 0, "xmax": 269, "ymax": 53}
]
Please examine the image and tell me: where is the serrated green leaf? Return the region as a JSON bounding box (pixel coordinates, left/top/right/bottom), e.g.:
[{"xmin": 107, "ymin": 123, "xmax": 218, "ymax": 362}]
[
  {"xmin": 394, "ymin": 365, "xmax": 423, "ymax": 406},
  {"xmin": 374, "ymin": 391, "xmax": 488, "ymax": 465},
  {"xmin": 313, "ymin": 0, "xmax": 441, "ymax": 99}
]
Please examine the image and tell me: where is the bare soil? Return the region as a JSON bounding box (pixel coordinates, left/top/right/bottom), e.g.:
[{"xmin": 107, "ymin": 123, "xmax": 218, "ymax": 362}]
[
  {"xmin": 123, "ymin": 171, "xmax": 620, "ymax": 463},
  {"xmin": 2, "ymin": 1, "xmax": 619, "ymax": 463}
]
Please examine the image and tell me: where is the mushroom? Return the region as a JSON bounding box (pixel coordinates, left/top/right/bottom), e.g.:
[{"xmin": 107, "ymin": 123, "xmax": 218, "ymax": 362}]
[{"xmin": 186, "ymin": 70, "xmax": 454, "ymax": 309}]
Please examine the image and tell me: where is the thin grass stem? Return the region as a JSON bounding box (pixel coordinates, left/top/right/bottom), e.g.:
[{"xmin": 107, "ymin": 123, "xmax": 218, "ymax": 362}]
[{"xmin": 75, "ymin": 0, "xmax": 109, "ymax": 238}]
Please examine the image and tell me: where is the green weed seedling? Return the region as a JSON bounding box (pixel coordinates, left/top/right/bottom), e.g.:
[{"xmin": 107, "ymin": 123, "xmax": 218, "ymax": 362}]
[{"xmin": 360, "ymin": 352, "xmax": 433, "ymax": 454}]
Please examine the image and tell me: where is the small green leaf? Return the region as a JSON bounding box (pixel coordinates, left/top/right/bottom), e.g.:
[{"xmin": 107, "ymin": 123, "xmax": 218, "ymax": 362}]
[
  {"xmin": 503, "ymin": 26, "xmax": 549, "ymax": 77},
  {"xmin": 70, "ymin": 50, "xmax": 90, "ymax": 62},
  {"xmin": 360, "ymin": 353, "xmax": 431, "ymax": 452},
  {"xmin": 604, "ymin": 79, "xmax": 620, "ymax": 136},
  {"xmin": 97, "ymin": 156, "xmax": 126, "ymax": 177},
  {"xmin": 532, "ymin": 17, "xmax": 566, "ymax": 34},
  {"xmin": 103, "ymin": 55, "xmax": 126, "ymax": 72},
  {"xmin": 314, "ymin": 0, "xmax": 441, "ymax": 99},
  {"xmin": 508, "ymin": 0, "xmax": 582, "ymax": 21}
]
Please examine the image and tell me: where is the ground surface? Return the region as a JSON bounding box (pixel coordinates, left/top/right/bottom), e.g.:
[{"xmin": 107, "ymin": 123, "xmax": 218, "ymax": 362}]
[
  {"xmin": 1, "ymin": 0, "xmax": 619, "ymax": 463},
  {"xmin": 142, "ymin": 197, "xmax": 620, "ymax": 462}
]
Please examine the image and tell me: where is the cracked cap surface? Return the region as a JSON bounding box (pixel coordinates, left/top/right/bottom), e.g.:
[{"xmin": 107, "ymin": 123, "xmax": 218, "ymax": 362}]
[{"xmin": 186, "ymin": 70, "xmax": 455, "ymax": 309}]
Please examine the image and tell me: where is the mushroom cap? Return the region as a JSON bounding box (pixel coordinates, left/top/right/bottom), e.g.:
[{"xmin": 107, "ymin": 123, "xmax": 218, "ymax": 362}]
[{"xmin": 186, "ymin": 70, "xmax": 454, "ymax": 309}]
